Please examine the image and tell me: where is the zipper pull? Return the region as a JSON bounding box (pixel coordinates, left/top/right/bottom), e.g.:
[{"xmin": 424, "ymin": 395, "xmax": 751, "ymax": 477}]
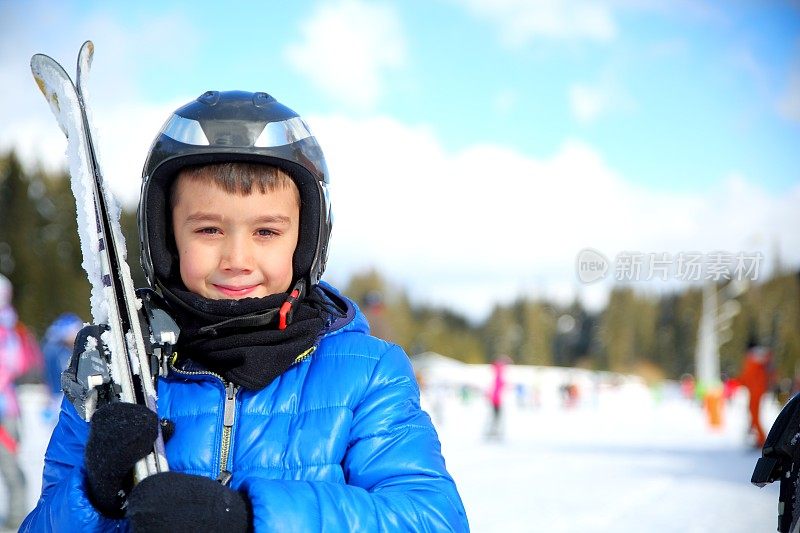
[
  {"xmin": 223, "ymin": 381, "xmax": 236, "ymax": 427},
  {"xmin": 216, "ymin": 470, "xmax": 233, "ymax": 486}
]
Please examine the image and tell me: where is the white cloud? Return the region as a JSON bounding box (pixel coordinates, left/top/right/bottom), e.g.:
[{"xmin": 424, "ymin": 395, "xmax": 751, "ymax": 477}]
[
  {"xmin": 284, "ymin": 0, "xmax": 407, "ymax": 109},
  {"xmin": 453, "ymin": 0, "xmax": 617, "ymax": 47},
  {"xmin": 308, "ymin": 114, "xmax": 800, "ymax": 319},
  {"xmin": 5, "ymin": 99, "xmax": 182, "ymax": 207},
  {"xmin": 90, "ymin": 101, "xmax": 189, "ymax": 206}
]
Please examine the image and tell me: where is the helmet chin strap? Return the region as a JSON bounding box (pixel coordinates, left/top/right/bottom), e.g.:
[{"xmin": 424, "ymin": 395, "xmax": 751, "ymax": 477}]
[{"xmin": 279, "ymin": 279, "xmax": 306, "ymax": 331}]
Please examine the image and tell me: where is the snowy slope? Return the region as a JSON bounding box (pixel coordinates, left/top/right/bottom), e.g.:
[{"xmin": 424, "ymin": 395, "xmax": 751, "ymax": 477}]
[{"xmin": 428, "ymin": 372, "xmax": 780, "ymax": 533}]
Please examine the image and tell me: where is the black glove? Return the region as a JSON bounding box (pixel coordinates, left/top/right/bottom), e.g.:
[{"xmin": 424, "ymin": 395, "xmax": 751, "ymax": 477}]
[
  {"xmin": 127, "ymin": 472, "xmax": 251, "ymax": 533},
  {"xmin": 62, "ymin": 324, "xmax": 113, "ymax": 420},
  {"xmin": 85, "ymin": 402, "xmax": 158, "ymax": 518}
]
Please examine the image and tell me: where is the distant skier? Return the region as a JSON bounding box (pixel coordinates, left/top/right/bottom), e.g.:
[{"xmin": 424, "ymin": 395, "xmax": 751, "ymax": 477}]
[
  {"xmin": 40, "ymin": 313, "xmax": 83, "ymax": 420},
  {"xmin": 487, "ymin": 355, "xmax": 510, "ymax": 439},
  {"xmin": 679, "ymin": 373, "xmax": 696, "ymax": 402},
  {"xmin": 738, "ymin": 339, "xmax": 774, "ymax": 448},
  {"xmin": 0, "ymin": 274, "xmax": 41, "ymax": 529}
]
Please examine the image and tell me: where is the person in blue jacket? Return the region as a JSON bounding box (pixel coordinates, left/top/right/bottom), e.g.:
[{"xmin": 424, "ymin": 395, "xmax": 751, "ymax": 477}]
[
  {"xmin": 40, "ymin": 313, "xmax": 83, "ymax": 419},
  {"xmin": 21, "ymin": 91, "xmax": 469, "ymax": 532}
]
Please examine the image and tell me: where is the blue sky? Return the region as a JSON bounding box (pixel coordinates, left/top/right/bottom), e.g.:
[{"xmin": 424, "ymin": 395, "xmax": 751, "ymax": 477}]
[{"xmin": 1, "ymin": 0, "xmax": 799, "ymax": 318}]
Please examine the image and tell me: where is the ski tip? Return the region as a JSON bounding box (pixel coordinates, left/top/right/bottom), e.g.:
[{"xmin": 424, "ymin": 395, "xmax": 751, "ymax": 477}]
[
  {"xmin": 30, "ymin": 53, "xmax": 52, "ymax": 75},
  {"xmin": 79, "ymin": 40, "xmax": 95, "ymax": 66},
  {"xmin": 30, "ymin": 55, "xmax": 59, "ymax": 107},
  {"xmin": 30, "ymin": 53, "xmax": 59, "ymax": 77},
  {"xmin": 80, "ymin": 40, "xmax": 95, "ymax": 57}
]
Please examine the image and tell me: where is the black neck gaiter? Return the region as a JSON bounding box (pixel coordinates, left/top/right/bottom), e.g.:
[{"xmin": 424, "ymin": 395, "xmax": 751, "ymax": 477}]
[{"xmin": 167, "ymin": 287, "xmax": 327, "ymax": 390}]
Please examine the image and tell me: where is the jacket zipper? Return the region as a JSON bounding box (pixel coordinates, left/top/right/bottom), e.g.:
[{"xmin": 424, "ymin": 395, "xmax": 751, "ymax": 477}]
[
  {"xmin": 218, "ymin": 381, "xmax": 238, "ymax": 485},
  {"xmin": 169, "ymin": 358, "xmax": 238, "ymax": 485}
]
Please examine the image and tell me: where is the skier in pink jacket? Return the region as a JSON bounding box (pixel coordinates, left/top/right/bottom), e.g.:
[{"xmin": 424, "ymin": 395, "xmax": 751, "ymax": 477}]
[
  {"xmin": 0, "ymin": 274, "xmax": 43, "ymax": 529},
  {"xmin": 487, "ymin": 355, "xmax": 511, "ymax": 439}
]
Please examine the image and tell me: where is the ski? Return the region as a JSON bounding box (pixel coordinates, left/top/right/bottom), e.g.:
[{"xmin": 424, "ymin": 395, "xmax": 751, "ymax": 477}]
[{"xmin": 30, "ymin": 41, "xmax": 169, "ymax": 481}]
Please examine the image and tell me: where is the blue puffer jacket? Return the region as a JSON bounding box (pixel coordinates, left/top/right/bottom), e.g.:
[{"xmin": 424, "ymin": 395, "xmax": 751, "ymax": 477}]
[{"xmin": 21, "ymin": 284, "xmax": 469, "ymax": 532}]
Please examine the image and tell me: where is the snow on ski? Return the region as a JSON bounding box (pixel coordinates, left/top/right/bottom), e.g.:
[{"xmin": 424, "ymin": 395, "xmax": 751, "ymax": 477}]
[
  {"xmin": 73, "ymin": 41, "xmax": 167, "ymax": 479},
  {"xmin": 30, "ymin": 41, "xmax": 168, "ymax": 480}
]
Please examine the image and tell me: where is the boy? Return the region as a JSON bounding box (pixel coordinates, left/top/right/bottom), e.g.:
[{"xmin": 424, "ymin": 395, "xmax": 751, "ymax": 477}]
[{"xmin": 21, "ymin": 91, "xmax": 469, "ymax": 532}]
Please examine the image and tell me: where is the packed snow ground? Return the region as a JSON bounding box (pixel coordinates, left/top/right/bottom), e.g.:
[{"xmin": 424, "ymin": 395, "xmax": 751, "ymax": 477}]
[
  {"xmin": 429, "ymin": 380, "xmax": 780, "ymax": 533},
  {"xmin": 7, "ymin": 377, "xmax": 781, "ymax": 532}
]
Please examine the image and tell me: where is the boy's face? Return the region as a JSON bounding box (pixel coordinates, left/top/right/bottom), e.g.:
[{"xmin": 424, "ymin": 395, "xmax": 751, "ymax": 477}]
[{"xmin": 171, "ymin": 174, "xmax": 299, "ymax": 300}]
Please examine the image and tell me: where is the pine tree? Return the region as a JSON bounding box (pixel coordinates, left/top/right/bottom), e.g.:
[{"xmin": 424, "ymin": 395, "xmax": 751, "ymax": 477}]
[{"xmin": 0, "ymin": 151, "xmax": 90, "ymax": 334}]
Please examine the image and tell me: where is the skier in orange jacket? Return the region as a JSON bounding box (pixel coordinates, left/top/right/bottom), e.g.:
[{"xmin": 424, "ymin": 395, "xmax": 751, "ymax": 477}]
[{"xmin": 739, "ymin": 340, "xmax": 774, "ymax": 448}]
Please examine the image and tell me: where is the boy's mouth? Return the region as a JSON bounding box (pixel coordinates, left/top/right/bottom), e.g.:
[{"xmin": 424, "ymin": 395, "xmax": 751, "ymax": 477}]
[{"xmin": 212, "ymin": 284, "xmax": 260, "ymax": 298}]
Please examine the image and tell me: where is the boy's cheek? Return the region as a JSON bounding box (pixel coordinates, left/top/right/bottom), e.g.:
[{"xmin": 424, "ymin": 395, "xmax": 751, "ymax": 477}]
[{"xmin": 178, "ymin": 254, "xmax": 208, "ymax": 290}]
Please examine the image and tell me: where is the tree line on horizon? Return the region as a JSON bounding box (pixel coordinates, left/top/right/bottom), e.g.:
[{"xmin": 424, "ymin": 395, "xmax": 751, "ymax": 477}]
[{"xmin": 2, "ymin": 150, "xmax": 799, "ymax": 382}]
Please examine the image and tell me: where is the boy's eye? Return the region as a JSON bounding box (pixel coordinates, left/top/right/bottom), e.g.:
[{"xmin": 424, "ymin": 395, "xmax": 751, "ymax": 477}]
[
  {"xmin": 257, "ymin": 229, "xmax": 277, "ymax": 237},
  {"xmin": 197, "ymin": 227, "xmax": 220, "ymax": 235}
]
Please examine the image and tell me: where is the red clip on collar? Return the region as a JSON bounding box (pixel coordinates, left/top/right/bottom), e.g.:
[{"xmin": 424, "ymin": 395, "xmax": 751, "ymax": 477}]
[{"xmin": 279, "ymin": 288, "xmax": 301, "ymax": 330}]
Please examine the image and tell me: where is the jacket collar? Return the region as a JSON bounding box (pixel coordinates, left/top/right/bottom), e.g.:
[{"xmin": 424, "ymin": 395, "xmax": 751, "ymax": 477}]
[{"xmin": 316, "ymin": 281, "xmax": 369, "ymax": 337}]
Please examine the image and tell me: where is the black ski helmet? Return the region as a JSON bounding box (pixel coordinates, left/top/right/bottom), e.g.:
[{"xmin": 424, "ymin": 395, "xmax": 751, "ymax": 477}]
[{"xmin": 138, "ymin": 90, "xmax": 332, "ymax": 296}]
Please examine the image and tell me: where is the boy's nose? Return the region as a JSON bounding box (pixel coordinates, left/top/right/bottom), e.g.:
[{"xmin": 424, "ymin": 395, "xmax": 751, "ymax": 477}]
[{"xmin": 221, "ymin": 236, "xmax": 253, "ymax": 273}]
